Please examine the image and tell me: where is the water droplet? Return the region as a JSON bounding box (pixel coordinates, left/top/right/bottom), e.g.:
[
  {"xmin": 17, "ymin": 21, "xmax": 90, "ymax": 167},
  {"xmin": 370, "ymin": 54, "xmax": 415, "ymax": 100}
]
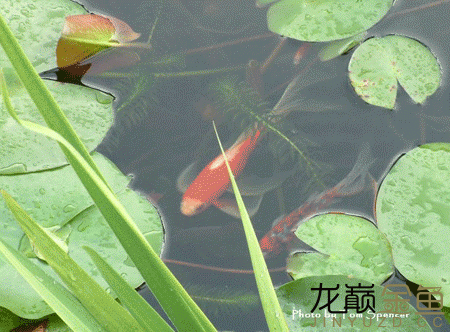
[
  {"xmin": 69, "ymin": 272, "xmax": 77, "ymax": 282},
  {"xmin": 95, "ymin": 92, "xmax": 113, "ymax": 105},
  {"xmin": 77, "ymin": 220, "xmax": 90, "ymax": 232},
  {"xmin": 39, "ymin": 188, "xmax": 46, "ymax": 195},
  {"xmin": 63, "ymin": 204, "xmax": 75, "ymax": 213},
  {"xmin": 123, "ymin": 256, "xmax": 135, "ymax": 267}
]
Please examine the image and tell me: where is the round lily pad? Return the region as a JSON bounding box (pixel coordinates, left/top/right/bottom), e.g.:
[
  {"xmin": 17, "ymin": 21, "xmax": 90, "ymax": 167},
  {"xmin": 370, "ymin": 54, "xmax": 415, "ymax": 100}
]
[
  {"xmin": 289, "ymin": 213, "xmax": 394, "ymax": 285},
  {"xmin": 267, "ymin": 0, "xmax": 392, "ymax": 42},
  {"xmin": 277, "ymin": 275, "xmax": 432, "ymax": 331},
  {"xmin": 0, "ymin": 0, "xmax": 114, "ymax": 174},
  {"xmin": 376, "ymin": 143, "xmax": 450, "ymax": 306},
  {"xmin": 0, "ymin": 153, "xmax": 163, "ymax": 319},
  {"xmin": 348, "ymin": 35, "xmax": 441, "ymax": 109}
]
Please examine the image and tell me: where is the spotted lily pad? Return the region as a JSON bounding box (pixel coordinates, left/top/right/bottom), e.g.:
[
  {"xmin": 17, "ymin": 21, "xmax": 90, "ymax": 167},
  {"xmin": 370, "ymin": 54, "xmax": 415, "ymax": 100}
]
[
  {"xmin": 0, "ymin": 0, "xmax": 114, "ymax": 174},
  {"xmin": 289, "ymin": 213, "xmax": 394, "ymax": 284},
  {"xmin": 0, "ymin": 153, "xmax": 163, "ymax": 318},
  {"xmin": 267, "ymin": 0, "xmax": 393, "ymax": 42},
  {"xmin": 348, "ymin": 35, "xmax": 441, "ymax": 109},
  {"xmin": 376, "ymin": 143, "xmax": 450, "ymax": 306},
  {"xmin": 276, "ymin": 275, "xmax": 432, "ymax": 331}
]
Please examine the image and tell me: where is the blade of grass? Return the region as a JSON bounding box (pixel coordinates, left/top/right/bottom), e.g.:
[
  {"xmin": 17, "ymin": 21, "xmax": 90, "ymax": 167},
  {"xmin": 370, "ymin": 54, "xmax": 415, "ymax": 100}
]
[
  {"xmin": 212, "ymin": 121, "xmax": 289, "ymax": 332},
  {"xmin": 1, "ymin": 191, "xmax": 145, "ymax": 332},
  {"xmin": 84, "ymin": 246, "xmax": 174, "ymax": 332},
  {"xmin": 0, "ymin": 15, "xmax": 110, "ymax": 189},
  {"xmin": 0, "ymin": 238, "xmax": 106, "ymax": 332},
  {"xmin": 0, "ymin": 70, "xmax": 216, "ymax": 332}
]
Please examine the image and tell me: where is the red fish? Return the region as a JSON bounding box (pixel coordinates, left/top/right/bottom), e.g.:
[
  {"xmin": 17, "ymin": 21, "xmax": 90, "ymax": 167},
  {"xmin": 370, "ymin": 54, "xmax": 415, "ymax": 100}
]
[
  {"xmin": 179, "ymin": 128, "xmax": 262, "ymax": 216},
  {"xmin": 259, "ymin": 143, "xmax": 376, "ymax": 258},
  {"xmin": 293, "ymin": 43, "xmax": 310, "ymax": 66}
]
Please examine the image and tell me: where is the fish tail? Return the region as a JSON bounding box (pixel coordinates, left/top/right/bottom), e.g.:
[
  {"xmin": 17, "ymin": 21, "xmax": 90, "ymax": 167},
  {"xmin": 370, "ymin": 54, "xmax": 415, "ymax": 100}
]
[{"xmin": 334, "ymin": 142, "xmax": 376, "ymax": 197}]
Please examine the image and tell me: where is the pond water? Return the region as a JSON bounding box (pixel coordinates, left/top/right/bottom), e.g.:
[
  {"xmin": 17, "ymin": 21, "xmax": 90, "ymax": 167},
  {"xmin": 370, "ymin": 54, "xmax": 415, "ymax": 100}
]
[{"xmin": 50, "ymin": 0, "xmax": 450, "ymax": 330}]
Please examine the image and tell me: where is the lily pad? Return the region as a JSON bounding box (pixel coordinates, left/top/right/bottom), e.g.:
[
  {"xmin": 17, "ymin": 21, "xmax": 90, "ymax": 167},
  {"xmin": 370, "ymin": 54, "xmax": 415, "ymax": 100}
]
[
  {"xmin": 289, "ymin": 213, "xmax": 394, "ymax": 285},
  {"xmin": 376, "ymin": 143, "xmax": 450, "ymax": 306},
  {"xmin": 267, "ymin": 0, "xmax": 392, "ymax": 42},
  {"xmin": 0, "ymin": 153, "xmax": 163, "ymax": 319},
  {"xmin": 318, "ymin": 32, "xmax": 367, "ymax": 61},
  {"xmin": 0, "ymin": 0, "xmax": 114, "ymax": 174},
  {"xmin": 276, "ymin": 275, "xmax": 432, "ymax": 331},
  {"xmin": 348, "ymin": 35, "xmax": 441, "ymax": 109},
  {"xmin": 0, "ymin": 0, "xmax": 85, "ymax": 72}
]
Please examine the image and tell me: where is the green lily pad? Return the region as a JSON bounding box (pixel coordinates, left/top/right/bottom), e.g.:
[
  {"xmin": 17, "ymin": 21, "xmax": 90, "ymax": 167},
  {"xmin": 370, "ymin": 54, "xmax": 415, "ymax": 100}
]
[
  {"xmin": 267, "ymin": 0, "xmax": 392, "ymax": 42},
  {"xmin": 289, "ymin": 213, "xmax": 394, "ymax": 285},
  {"xmin": 376, "ymin": 143, "xmax": 450, "ymax": 306},
  {"xmin": 348, "ymin": 35, "xmax": 441, "ymax": 109},
  {"xmin": 0, "ymin": 153, "xmax": 163, "ymax": 319},
  {"xmin": 318, "ymin": 32, "xmax": 367, "ymax": 61},
  {"xmin": 277, "ymin": 275, "xmax": 433, "ymax": 331},
  {"xmin": 0, "ymin": 0, "xmax": 85, "ymax": 72},
  {"xmin": 0, "ymin": 0, "xmax": 114, "ymax": 174}
]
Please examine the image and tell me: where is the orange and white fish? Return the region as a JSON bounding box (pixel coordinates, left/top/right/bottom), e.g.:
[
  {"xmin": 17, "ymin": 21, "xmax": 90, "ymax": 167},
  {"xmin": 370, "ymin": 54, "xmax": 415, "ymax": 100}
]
[
  {"xmin": 177, "ymin": 128, "xmax": 262, "ymax": 216},
  {"xmin": 259, "ymin": 142, "xmax": 376, "ymax": 258},
  {"xmin": 177, "ymin": 127, "xmax": 295, "ymax": 217}
]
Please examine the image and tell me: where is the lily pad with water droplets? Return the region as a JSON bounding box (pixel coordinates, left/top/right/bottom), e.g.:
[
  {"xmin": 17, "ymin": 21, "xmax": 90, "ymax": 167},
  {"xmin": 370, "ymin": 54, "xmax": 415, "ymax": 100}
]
[
  {"xmin": 267, "ymin": 0, "xmax": 393, "ymax": 42},
  {"xmin": 0, "ymin": 0, "xmax": 114, "ymax": 174},
  {"xmin": 348, "ymin": 35, "xmax": 441, "ymax": 109},
  {"xmin": 0, "ymin": 153, "xmax": 163, "ymax": 319},
  {"xmin": 276, "ymin": 275, "xmax": 432, "ymax": 331},
  {"xmin": 376, "ymin": 143, "xmax": 450, "ymax": 306},
  {"xmin": 288, "ymin": 213, "xmax": 394, "ymax": 285}
]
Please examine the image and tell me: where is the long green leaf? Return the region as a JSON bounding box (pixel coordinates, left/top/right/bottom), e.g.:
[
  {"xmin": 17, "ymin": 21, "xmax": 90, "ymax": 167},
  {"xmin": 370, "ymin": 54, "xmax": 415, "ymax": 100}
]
[
  {"xmin": 213, "ymin": 122, "xmax": 289, "ymax": 332},
  {"xmin": 0, "ymin": 14, "xmax": 109, "ymax": 188},
  {"xmin": 0, "ymin": 66, "xmax": 216, "ymax": 331},
  {"xmin": 0, "ymin": 238, "xmax": 105, "ymax": 332},
  {"xmin": 84, "ymin": 246, "xmax": 174, "ymax": 332},
  {"xmin": 0, "ymin": 191, "xmax": 145, "ymax": 332}
]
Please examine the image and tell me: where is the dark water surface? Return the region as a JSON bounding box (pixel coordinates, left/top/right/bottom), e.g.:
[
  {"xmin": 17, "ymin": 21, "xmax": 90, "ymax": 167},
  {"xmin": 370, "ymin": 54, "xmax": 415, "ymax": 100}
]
[{"xmin": 61, "ymin": 0, "xmax": 450, "ymax": 330}]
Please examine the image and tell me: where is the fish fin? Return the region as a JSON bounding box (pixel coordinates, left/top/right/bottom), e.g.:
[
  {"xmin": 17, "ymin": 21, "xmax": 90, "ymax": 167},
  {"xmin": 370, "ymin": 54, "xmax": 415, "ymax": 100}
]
[
  {"xmin": 176, "ymin": 163, "xmax": 197, "ymax": 193},
  {"xmin": 212, "ymin": 194, "xmax": 264, "ymax": 218},
  {"xmin": 335, "ymin": 142, "xmax": 376, "ymax": 197}
]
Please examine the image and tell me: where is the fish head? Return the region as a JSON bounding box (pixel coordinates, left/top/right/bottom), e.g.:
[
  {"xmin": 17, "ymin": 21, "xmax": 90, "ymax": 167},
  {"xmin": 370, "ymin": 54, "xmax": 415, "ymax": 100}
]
[{"xmin": 180, "ymin": 196, "xmax": 211, "ymax": 216}]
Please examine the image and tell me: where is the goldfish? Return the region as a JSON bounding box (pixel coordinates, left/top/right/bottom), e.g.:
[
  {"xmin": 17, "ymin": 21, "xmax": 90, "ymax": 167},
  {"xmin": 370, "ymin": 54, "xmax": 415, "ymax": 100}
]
[
  {"xmin": 259, "ymin": 142, "xmax": 377, "ymax": 258},
  {"xmin": 293, "ymin": 43, "xmax": 310, "ymax": 66},
  {"xmin": 177, "ymin": 125, "xmax": 297, "ymax": 218},
  {"xmin": 178, "ymin": 63, "xmax": 325, "ymax": 218},
  {"xmin": 178, "ymin": 127, "xmax": 262, "ymax": 216}
]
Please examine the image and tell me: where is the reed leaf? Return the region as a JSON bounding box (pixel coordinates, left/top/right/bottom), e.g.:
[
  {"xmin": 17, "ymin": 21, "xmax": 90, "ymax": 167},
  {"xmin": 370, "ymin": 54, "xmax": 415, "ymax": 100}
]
[
  {"xmin": 84, "ymin": 246, "xmax": 174, "ymax": 332},
  {"xmin": 0, "ymin": 34, "xmax": 216, "ymax": 329},
  {"xmin": 0, "ymin": 14, "xmax": 109, "ymax": 189},
  {"xmin": 0, "ymin": 237, "xmax": 105, "ymax": 332},
  {"xmin": 1, "ymin": 191, "xmax": 144, "ymax": 332},
  {"xmin": 213, "ymin": 122, "xmax": 289, "ymax": 332}
]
